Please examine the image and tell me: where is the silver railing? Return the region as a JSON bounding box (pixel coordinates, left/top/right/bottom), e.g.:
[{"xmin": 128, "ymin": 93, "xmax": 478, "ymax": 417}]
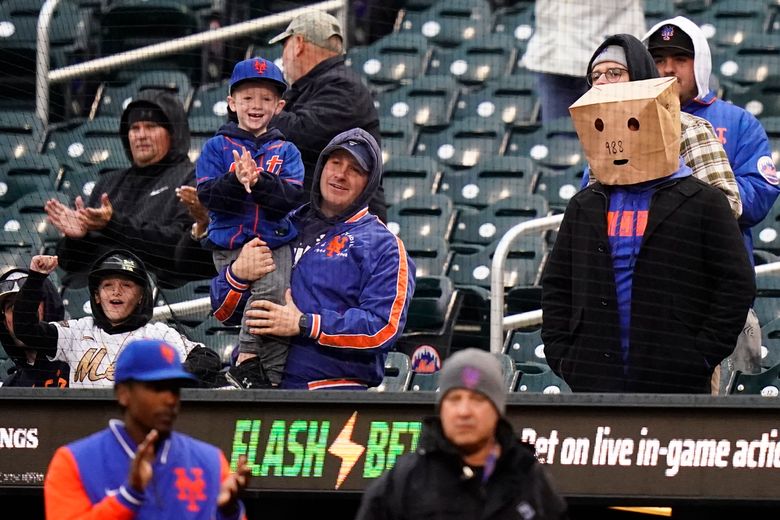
[{"xmin": 35, "ymin": 0, "xmax": 347, "ymax": 132}]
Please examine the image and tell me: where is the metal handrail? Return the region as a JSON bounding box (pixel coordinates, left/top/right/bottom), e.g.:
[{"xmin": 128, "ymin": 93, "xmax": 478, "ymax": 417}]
[
  {"xmin": 488, "ymin": 212, "xmax": 780, "ymax": 353},
  {"xmin": 34, "ymin": 0, "xmax": 346, "ymax": 131},
  {"xmin": 489, "ymin": 214, "xmax": 563, "ymax": 353}
]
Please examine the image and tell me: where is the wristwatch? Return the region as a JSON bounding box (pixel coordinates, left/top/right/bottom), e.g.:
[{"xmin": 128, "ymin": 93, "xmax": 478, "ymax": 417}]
[{"xmin": 298, "ymin": 313, "xmax": 310, "ymax": 337}]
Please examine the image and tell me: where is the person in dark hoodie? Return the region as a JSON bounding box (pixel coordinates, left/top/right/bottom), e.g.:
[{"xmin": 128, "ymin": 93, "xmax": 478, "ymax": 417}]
[
  {"xmin": 355, "ymin": 348, "xmax": 568, "ymax": 520},
  {"xmin": 0, "ymin": 269, "xmax": 69, "ymax": 387},
  {"xmin": 196, "ymin": 57, "xmax": 304, "ymax": 390},
  {"xmin": 13, "ymin": 249, "xmax": 220, "ymax": 388},
  {"xmin": 44, "ymin": 89, "xmax": 210, "ymax": 289},
  {"xmin": 211, "ymin": 128, "xmax": 415, "ymax": 390}
]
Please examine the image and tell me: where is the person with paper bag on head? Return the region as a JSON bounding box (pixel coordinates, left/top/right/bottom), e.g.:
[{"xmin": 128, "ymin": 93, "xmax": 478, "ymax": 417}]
[{"xmin": 541, "ymin": 77, "xmax": 755, "ymax": 393}]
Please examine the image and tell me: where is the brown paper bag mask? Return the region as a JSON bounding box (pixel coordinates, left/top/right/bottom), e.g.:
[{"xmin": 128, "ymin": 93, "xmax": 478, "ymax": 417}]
[{"xmin": 569, "ymin": 77, "xmax": 681, "ymax": 185}]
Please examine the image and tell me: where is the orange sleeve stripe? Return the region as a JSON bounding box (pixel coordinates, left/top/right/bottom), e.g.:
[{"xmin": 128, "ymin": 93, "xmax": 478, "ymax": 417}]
[
  {"xmin": 345, "ymin": 207, "xmax": 369, "ymax": 223},
  {"xmin": 318, "ymin": 236, "xmax": 409, "ymax": 349},
  {"xmin": 310, "ymin": 314, "xmax": 321, "ymax": 339},
  {"xmin": 214, "ymin": 290, "xmax": 243, "ymax": 322},
  {"xmin": 45, "ymin": 447, "xmax": 135, "ymax": 520}
]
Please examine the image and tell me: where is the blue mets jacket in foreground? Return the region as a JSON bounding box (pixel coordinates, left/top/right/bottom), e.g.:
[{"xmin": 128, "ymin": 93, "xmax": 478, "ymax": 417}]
[
  {"xmin": 44, "ymin": 419, "xmax": 245, "ymax": 520},
  {"xmin": 196, "ymin": 124, "xmax": 304, "ymax": 250}
]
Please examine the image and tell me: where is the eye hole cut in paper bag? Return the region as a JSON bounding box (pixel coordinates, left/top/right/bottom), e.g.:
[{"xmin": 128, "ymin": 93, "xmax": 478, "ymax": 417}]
[{"xmin": 569, "ymin": 77, "xmax": 681, "ymax": 185}]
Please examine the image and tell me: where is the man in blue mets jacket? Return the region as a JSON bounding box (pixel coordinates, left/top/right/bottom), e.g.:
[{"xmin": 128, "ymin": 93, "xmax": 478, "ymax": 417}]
[{"xmin": 211, "ymin": 128, "xmax": 415, "ymax": 390}]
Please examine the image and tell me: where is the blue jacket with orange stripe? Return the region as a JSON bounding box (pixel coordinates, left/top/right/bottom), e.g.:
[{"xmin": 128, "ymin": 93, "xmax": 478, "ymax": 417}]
[
  {"xmin": 211, "ymin": 128, "xmax": 415, "ymax": 389},
  {"xmin": 44, "ymin": 419, "xmax": 245, "ymax": 520},
  {"xmin": 196, "ymin": 123, "xmax": 304, "ymax": 250}
]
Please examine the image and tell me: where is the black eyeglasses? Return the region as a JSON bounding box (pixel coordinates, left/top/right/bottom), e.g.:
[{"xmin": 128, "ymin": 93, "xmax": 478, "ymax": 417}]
[
  {"xmin": 0, "ymin": 272, "xmax": 28, "ymax": 295},
  {"xmin": 587, "ymin": 67, "xmax": 628, "ymax": 86}
]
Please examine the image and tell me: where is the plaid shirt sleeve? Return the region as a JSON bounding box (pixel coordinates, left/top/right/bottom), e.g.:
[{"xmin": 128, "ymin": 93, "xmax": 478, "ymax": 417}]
[{"xmin": 680, "ymin": 112, "xmax": 742, "ymax": 219}]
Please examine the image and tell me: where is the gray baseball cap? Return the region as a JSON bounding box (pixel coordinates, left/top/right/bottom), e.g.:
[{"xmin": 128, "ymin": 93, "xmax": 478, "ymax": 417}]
[{"xmin": 268, "ymin": 10, "xmax": 343, "ymax": 47}]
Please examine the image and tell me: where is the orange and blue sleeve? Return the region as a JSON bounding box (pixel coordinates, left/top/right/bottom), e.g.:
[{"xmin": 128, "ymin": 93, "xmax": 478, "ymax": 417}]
[{"xmin": 44, "ymin": 447, "xmax": 138, "ymax": 520}]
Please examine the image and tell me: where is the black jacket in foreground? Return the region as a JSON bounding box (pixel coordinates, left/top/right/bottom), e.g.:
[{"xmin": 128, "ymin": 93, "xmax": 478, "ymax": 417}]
[
  {"xmin": 541, "ymin": 176, "xmax": 755, "ymax": 393},
  {"xmin": 356, "ymin": 416, "xmax": 568, "ymax": 520},
  {"xmin": 271, "ymin": 55, "xmax": 387, "ymax": 222}
]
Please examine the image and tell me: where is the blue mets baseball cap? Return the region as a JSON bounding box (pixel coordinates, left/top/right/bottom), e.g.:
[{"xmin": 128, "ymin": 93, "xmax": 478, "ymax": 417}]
[
  {"xmin": 115, "ymin": 339, "xmax": 196, "ymax": 385},
  {"xmin": 229, "ymin": 57, "xmax": 287, "ymax": 96}
]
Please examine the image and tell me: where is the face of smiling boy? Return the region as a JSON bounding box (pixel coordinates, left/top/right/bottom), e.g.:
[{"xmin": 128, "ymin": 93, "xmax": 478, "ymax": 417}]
[{"xmin": 94, "ymin": 276, "xmax": 143, "ymax": 325}]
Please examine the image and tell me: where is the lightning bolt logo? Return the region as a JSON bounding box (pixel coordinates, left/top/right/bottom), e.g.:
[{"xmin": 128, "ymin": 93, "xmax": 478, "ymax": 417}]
[{"xmin": 328, "ymin": 411, "xmax": 365, "ymax": 489}]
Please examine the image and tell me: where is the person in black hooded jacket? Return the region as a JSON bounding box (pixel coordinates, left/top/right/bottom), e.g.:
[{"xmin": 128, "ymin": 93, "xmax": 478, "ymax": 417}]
[
  {"xmin": 0, "ymin": 268, "xmax": 70, "ymax": 387},
  {"xmin": 44, "ymin": 89, "xmax": 214, "ymax": 289}
]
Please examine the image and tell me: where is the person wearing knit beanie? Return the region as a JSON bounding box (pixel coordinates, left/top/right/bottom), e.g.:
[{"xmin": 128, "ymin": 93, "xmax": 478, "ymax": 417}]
[
  {"xmin": 436, "ymin": 348, "xmax": 507, "ymax": 415},
  {"xmin": 356, "ymin": 348, "xmax": 568, "ymax": 519}
]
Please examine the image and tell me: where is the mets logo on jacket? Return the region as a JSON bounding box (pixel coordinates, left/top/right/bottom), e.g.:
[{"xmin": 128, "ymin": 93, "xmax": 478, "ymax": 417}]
[{"xmin": 315, "ymin": 233, "xmax": 355, "ymax": 258}]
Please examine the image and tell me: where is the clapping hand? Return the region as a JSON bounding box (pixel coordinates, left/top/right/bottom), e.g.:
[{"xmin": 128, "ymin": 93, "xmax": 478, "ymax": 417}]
[{"xmin": 232, "ymin": 148, "xmax": 259, "ymax": 194}]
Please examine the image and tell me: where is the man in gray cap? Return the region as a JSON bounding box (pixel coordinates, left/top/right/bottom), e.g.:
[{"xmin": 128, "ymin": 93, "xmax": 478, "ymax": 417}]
[
  {"xmin": 268, "ymin": 10, "xmax": 387, "ymax": 222},
  {"xmin": 356, "ymin": 348, "xmax": 568, "ymax": 519}
]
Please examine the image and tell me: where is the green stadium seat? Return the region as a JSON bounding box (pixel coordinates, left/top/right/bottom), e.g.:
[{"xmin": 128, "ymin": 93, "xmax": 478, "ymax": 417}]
[
  {"xmin": 727, "ymin": 76, "xmax": 780, "ymax": 119},
  {"xmin": 438, "ymin": 157, "xmax": 536, "ymax": 209},
  {"xmin": 0, "ymin": 155, "xmax": 62, "ymax": 208},
  {"xmin": 346, "ymin": 33, "xmax": 431, "ymax": 88},
  {"xmin": 0, "ymin": 229, "xmax": 36, "ymax": 275},
  {"xmin": 754, "ymin": 196, "xmax": 780, "ymax": 254},
  {"xmin": 99, "ymin": 0, "xmax": 201, "ymax": 80},
  {"xmin": 760, "ymin": 318, "xmax": 780, "ymax": 371},
  {"xmin": 386, "ymin": 193, "xmax": 456, "ymax": 242},
  {"xmin": 415, "ymin": 117, "xmax": 505, "ymax": 169},
  {"xmin": 643, "ymin": 0, "xmax": 676, "ymax": 29},
  {"xmin": 92, "ymin": 70, "xmax": 193, "ymax": 118},
  {"xmin": 379, "ymin": 118, "xmax": 419, "ymax": 166},
  {"xmin": 60, "ymin": 284, "xmax": 92, "ymax": 319},
  {"xmin": 761, "ymin": 116, "xmax": 780, "ymax": 166},
  {"xmin": 504, "ymin": 327, "xmax": 547, "ymax": 365},
  {"xmin": 398, "ymin": 0, "xmax": 492, "ymax": 48},
  {"xmin": 448, "ymin": 234, "xmax": 545, "ymax": 289},
  {"xmin": 0, "ymin": 111, "xmax": 44, "ymax": 164},
  {"xmin": 0, "ymin": 0, "xmax": 92, "ymax": 117},
  {"xmin": 730, "ymin": 363, "xmax": 780, "ymax": 396},
  {"xmin": 45, "ymin": 117, "xmax": 130, "ymax": 171},
  {"xmin": 186, "ymin": 316, "xmax": 240, "ymax": 363},
  {"xmin": 426, "ymin": 34, "xmax": 518, "ymax": 85},
  {"xmin": 451, "ymin": 195, "xmax": 548, "ymax": 245},
  {"xmin": 408, "ymin": 370, "xmax": 440, "ymax": 391},
  {"xmin": 714, "ymin": 35, "xmax": 780, "ymax": 87},
  {"xmin": 382, "ymin": 157, "xmax": 443, "ymax": 206},
  {"xmin": 188, "ymin": 114, "xmax": 224, "ymax": 163},
  {"xmin": 404, "ymin": 236, "xmax": 451, "ymax": 277},
  {"xmin": 188, "ymin": 80, "xmax": 230, "ymax": 120},
  {"xmin": 491, "ymin": 3, "xmax": 535, "ymax": 50},
  {"xmin": 533, "ymin": 162, "xmax": 585, "ymax": 213},
  {"xmin": 453, "ymin": 73, "xmax": 539, "ymax": 125},
  {"xmin": 394, "ymin": 275, "xmax": 462, "ymax": 364},
  {"xmin": 698, "ymin": 0, "xmax": 769, "ymax": 49},
  {"xmin": 57, "ymin": 164, "xmax": 107, "ymax": 201},
  {"xmin": 376, "ymin": 75, "xmax": 461, "ymax": 128},
  {"xmin": 506, "ymin": 117, "xmax": 584, "ymax": 170},
  {"xmin": 513, "ymin": 362, "xmax": 571, "ymax": 394},
  {"xmin": 376, "ymin": 351, "xmax": 412, "ymax": 392},
  {"xmin": 450, "ymin": 285, "xmax": 490, "ymax": 351},
  {"xmin": 156, "ymin": 278, "xmax": 212, "ymax": 328},
  {"xmin": 754, "ymin": 271, "xmax": 780, "ymax": 326}
]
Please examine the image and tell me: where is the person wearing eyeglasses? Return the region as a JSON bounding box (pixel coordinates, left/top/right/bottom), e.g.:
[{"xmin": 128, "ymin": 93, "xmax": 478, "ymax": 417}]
[
  {"xmin": 0, "ymin": 269, "xmax": 70, "ymax": 387},
  {"xmin": 577, "ymin": 35, "xmax": 748, "ymax": 394},
  {"xmin": 581, "ymin": 34, "xmax": 741, "ymax": 220}
]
